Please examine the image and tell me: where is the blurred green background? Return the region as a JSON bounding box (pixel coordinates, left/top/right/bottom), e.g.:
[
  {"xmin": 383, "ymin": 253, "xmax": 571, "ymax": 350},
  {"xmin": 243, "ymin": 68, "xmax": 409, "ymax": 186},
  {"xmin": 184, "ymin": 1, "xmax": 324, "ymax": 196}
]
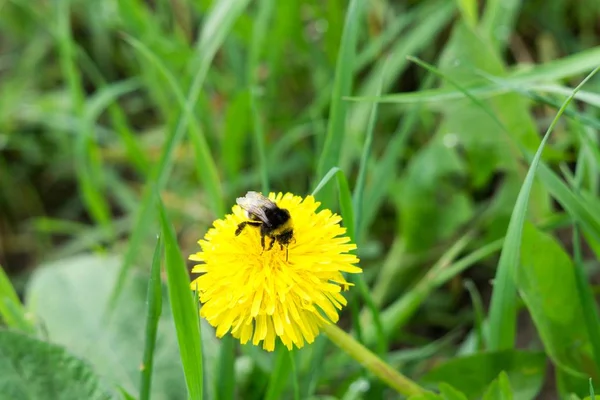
[{"xmin": 1, "ymin": 0, "xmax": 600, "ymax": 399}]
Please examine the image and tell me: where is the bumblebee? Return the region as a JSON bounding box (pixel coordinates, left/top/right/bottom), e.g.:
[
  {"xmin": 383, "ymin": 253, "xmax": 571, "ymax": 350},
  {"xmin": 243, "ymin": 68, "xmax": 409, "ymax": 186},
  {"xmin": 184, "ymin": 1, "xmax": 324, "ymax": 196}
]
[{"xmin": 235, "ymin": 191, "xmax": 294, "ymax": 260}]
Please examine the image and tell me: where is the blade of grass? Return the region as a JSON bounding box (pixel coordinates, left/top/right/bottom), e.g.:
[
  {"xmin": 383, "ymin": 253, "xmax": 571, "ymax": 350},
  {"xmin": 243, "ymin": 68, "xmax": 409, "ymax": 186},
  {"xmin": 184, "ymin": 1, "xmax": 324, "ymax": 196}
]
[
  {"xmin": 316, "ymin": 0, "xmax": 364, "ymax": 201},
  {"xmin": 288, "ymin": 351, "xmax": 300, "ymax": 400},
  {"xmin": 350, "ymin": 46, "xmax": 600, "ymax": 104},
  {"xmin": 536, "ymin": 162, "xmax": 600, "ymax": 244},
  {"xmin": 0, "ymin": 265, "xmax": 35, "ymax": 334},
  {"xmin": 56, "ymin": 0, "xmax": 112, "ymax": 234},
  {"xmin": 407, "ymin": 55, "xmax": 600, "ymax": 242},
  {"xmin": 76, "ymin": 54, "xmax": 149, "ymax": 175},
  {"xmin": 572, "ymin": 225, "xmax": 600, "ymax": 371},
  {"xmin": 122, "ymin": 34, "xmax": 224, "ymax": 215},
  {"xmin": 158, "ymin": 198, "xmax": 203, "ymax": 400},
  {"xmin": 457, "ymin": 0, "xmax": 478, "ymax": 28},
  {"xmin": 338, "ymin": 170, "xmax": 387, "ymax": 354},
  {"xmin": 353, "ymin": 60, "xmax": 385, "ymax": 243},
  {"xmin": 363, "ymin": 230, "xmax": 480, "ymax": 343},
  {"xmin": 312, "ymin": 166, "xmax": 387, "ymax": 353},
  {"xmin": 480, "ymin": 0, "xmax": 521, "ymax": 50},
  {"xmin": 249, "ymin": 89, "xmax": 269, "ymax": 194},
  {"xmin": 139, "ymin": 235, "xmax": 163, "ymax": 400},
  {"xmin": 405, "ymin": 56, "xmax": 600, "ymax": 249},
  {"xmin": 362, "ymin": 71, "xmax": 437, "ymax": 232},
  {"xmin": 215, "ymin": 335, "xmax": 235, "ymax": 400},
  {"xmin": 265, "ymin": 346, "xmax": 291, "ymax": 400},
  {"xmin": 107, "ymin": 0, "xmax": 246, "ymax": 309},
  {"xmin": 311, "ymin": 167, "xmax": 341, "ymax": 197},
  {"xmin": 305, "ymin": 0, "xmax": 440, "ymax": 120},
  {"xmin": 248, "ymin": 0, "xmax": 274, "ymax": 194},
  {"xmin": 572, "ymin": 139, "xmax": 600, "ymax": 373},
  {"xmin": 474, "ymin": 71, "xmax": 600, "ymax": 131},
  {"xmin": 488, "ymin": 65, "xmax": 600, "ymax": 350},
  {"xmin": 347, "ymin": 1, "xmax": 454, "ymax": 134},
  {"xmin": 304, "ymin": 336, "xmax": 328, "ymax": 398},
  {"xmin": 464, "ymin": 280, "xmax": 486, "ymax": 351}
]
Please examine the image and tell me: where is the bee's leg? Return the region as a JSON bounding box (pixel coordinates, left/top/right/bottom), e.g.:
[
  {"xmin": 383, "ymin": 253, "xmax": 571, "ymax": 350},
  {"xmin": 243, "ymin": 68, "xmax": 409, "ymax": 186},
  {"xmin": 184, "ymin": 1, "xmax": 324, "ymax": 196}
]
[
  {"xmin": 261, "ymin": 233, "xmax": 266, "ymax": 251},
  {"xmin": 286, "ymin": 247, "xmax": 289, "ymax": 262},
  {"xmin": 267, "ymin": 237, "xmax": 276, "ymax": 251},
  {"xmin": 236, "ymin": 221, "xmax": 261, "ymax": 235},
  {"xmin": 235, "ymin": 222, "xmax": 247, "ymax": 236}
]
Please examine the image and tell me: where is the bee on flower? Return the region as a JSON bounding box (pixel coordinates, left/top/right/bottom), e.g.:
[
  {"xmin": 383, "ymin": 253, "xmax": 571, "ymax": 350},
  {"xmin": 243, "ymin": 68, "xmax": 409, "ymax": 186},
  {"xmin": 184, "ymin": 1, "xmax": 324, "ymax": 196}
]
[{"xmin": 189, "ymin": 192, "xmax": 361, "ymax": 351}]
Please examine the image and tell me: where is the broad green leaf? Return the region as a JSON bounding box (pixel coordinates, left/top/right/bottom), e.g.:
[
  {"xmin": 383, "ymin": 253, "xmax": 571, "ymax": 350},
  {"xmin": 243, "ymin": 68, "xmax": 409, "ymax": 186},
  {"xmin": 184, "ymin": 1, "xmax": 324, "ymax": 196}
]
[
  {"xmin": 0, "ymin": 329, "xmax": 111, "ymax": 399},
  {"xmin": 25, "ymin": 254, "xmax": 218, "ymax": 399},
  {"xmin": 423, "ymin": 350, "xmax": 545, "ymax": 399},
  {"xmin": 517, "ymin": 224, "xmax": 599, "ymax": 390}
]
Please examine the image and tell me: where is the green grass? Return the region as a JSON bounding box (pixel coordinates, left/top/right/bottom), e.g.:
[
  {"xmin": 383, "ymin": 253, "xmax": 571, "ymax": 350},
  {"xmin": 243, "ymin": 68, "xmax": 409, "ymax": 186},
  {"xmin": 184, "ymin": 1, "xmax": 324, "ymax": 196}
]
[{"xmin": 2, "ymin": 1, "xmax": 600, "ymax": 399}]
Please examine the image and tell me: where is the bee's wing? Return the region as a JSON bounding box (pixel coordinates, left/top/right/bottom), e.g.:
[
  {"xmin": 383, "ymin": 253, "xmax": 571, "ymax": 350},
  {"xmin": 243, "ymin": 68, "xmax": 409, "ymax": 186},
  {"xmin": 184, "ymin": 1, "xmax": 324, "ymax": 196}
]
[{"xmin": 236, "ymin": 191, "xmax": 276, "ymax": 224}]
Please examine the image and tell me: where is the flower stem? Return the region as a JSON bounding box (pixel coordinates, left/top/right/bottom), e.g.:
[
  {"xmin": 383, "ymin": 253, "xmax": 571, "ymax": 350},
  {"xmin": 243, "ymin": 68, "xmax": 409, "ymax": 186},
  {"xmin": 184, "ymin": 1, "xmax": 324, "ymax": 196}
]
[{"xmin": 322, "ymin": 324, "xmax": 429, "ymax": 396}]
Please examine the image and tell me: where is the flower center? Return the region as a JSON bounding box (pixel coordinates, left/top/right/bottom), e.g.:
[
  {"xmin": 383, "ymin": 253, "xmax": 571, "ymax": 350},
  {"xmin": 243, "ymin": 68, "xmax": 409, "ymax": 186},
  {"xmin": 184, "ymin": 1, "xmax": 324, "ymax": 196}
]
[{"xmin": 261, "ymin": 244, "xmax": 288, "ymax": 268}]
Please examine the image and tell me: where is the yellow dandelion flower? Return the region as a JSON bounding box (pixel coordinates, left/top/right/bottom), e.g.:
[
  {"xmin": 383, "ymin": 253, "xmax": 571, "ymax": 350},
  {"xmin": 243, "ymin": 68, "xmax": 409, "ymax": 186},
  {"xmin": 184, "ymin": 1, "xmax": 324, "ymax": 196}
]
[{"xmin": 189, "ymin": 192, "xmax": 361, "ymax": 351}]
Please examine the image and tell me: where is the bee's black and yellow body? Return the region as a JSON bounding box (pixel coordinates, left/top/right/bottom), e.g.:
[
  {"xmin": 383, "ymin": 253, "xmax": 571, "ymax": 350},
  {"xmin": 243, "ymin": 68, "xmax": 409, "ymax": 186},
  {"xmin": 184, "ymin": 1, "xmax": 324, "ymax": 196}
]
[{"xmin": 235, "ymin": 192, "xmax": 294, "ymax": 259}]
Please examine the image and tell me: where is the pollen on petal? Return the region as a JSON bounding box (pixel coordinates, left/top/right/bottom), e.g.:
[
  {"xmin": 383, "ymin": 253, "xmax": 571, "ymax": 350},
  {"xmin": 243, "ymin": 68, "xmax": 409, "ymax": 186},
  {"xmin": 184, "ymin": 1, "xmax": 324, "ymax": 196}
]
[{"xmin": 189, "ymin": 192, "xmax": 362, "ymax": 351}]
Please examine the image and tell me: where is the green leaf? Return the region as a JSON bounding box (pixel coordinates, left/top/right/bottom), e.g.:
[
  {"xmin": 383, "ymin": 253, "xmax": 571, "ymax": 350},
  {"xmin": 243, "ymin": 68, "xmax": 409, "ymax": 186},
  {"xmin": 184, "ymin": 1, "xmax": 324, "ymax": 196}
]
[
  {"xmin": 158, "ymin": 200, "xmax": 204, "ymax": 400},
  {"xmin": 24, "ymin": 254, "xmax": 218, "ymax": 399},
  {"xmin": 483, "ymin": 372, "xmax": 514, "ymax": 400},
  {"xmin": 517, "ymin": 224, "xmax": 599, "ymax": 387},
  {"xmin": 0, "ymin": 329, "xmax": 111, "ymax": 399},
  {"xmin": 423, "ymin": 350, "xmax": 545, "ymax": 399}
]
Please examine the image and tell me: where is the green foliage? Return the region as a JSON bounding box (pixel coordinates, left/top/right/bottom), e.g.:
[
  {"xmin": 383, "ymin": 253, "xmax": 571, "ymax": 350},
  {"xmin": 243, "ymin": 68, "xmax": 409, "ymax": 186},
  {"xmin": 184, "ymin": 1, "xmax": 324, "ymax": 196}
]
[
  {"xmin": 424, "ymin": 350, "xmax": 545, "ymax": 399},
  {"xmin": 0, "ymin": 329, "xmax": 111, "ymax": 399},
  {"xmin": 2, "ymin": 0, "xmax": 600, "ymax": 398}
]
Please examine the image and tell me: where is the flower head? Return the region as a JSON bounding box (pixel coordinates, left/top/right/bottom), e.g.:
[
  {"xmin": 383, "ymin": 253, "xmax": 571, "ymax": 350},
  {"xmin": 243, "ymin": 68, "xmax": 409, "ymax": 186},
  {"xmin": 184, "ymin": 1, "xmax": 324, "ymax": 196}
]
[{"xmin": 189, "ymin": 192, "xmax": 361, "ymax": 351}]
